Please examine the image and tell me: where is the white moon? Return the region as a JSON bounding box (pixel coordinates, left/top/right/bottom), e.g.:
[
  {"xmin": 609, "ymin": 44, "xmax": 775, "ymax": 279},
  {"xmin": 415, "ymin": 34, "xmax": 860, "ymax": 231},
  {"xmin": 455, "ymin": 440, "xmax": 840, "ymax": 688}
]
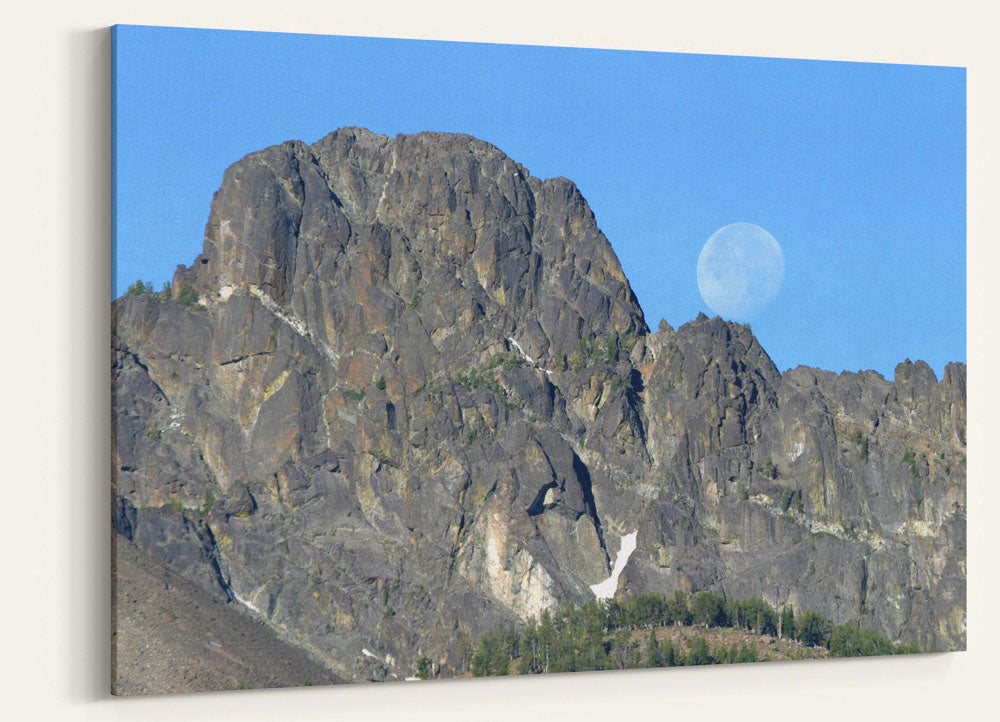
[{"xmin": 696, "ymin": 222, "xmax": 785, "ymax": 321}]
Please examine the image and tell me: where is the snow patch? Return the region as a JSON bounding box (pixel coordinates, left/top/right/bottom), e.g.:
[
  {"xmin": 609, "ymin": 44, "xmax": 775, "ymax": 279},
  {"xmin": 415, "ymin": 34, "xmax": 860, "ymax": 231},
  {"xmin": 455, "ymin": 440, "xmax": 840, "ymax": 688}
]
[
  {"xmin": 218, "ymin": 284, "xmax": 234, "ymax": 301},
  {"xmin": 362, "ymin": 648, "xmax": 396, "ymax": 667},
  {"xmin": 507, "ymin": 337, "xmax": 535, "ymax": 365},
  {"xmin": 507, "ymin": 336, "xmax": 560, "ymax": 378},
  {"xmin": 167, "ymin": 407, "xmax": 184, "ymax": 430},
  {"xmin": 589, "ymin": 530, "xmax": 638, "ymax": 600},
  {"xmin": 232, "ymin": 590, "xmax": 261, "ymax": 614},
  {"xmin": 788, "ymin": 439, "xmax": 805, "ymax": 462}
]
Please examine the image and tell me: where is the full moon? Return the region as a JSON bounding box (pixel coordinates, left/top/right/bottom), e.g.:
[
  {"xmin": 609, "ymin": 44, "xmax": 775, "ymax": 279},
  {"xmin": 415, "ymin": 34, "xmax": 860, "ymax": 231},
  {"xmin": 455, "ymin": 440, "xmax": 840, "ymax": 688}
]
[{"xmin": 696, "ymin": 222, "xmax": 785, "ymax": 321}]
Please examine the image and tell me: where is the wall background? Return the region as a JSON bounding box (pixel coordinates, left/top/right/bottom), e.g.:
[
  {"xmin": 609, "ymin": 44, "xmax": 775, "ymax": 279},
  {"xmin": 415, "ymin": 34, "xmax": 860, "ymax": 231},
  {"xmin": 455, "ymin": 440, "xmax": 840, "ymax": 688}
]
[{"xmin": 1, "ymin": 1, "xmax": 994, "ymax": 719}]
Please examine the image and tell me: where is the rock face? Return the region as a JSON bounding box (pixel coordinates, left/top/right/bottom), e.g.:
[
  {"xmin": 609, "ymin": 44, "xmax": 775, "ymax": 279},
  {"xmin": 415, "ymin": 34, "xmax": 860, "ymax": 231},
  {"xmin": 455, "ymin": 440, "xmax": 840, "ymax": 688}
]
[
  {"xmin": 112, "ymin": 128, "xmax": 966, "ymax": 684},
  {"xmin": 112, "ymin": 537, "xmax": 342, "ymax": 694}
]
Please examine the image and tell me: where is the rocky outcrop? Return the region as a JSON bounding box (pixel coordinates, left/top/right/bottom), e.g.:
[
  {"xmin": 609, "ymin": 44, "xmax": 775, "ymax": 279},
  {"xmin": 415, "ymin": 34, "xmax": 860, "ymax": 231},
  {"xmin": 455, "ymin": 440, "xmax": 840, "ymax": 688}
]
[
  {"xmin": 112, "ymin": 128, "xmax": 966, "ymax": 684},
  {"xmin": 112, "ymin": 537, "xmax": 342, "ymax": 694}
]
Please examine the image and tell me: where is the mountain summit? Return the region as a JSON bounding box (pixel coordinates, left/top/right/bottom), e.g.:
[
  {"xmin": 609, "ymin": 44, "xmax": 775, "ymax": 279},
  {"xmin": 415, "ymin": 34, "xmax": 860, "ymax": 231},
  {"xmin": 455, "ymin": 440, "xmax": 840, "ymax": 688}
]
[{"xmin": 112, "ymin": 128, "xmax": 965, "ymax": 686}]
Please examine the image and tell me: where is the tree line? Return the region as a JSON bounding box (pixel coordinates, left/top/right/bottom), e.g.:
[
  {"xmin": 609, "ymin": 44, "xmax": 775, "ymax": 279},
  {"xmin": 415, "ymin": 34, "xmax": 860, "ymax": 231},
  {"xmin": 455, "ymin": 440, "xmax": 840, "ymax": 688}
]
[
  {"xmin": 438, "ymin": 590, "xmax": 921, "ymax": 678},
  {"xmin": 124, "ymin": 278, "xmax": 201, "ymax": 307}
]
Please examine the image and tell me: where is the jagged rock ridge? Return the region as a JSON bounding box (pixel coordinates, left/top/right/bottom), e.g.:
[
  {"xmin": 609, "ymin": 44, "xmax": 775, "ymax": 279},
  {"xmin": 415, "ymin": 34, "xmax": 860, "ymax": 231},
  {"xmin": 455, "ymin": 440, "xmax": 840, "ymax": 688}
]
[{"xmin": 112, "ymin": 127, "xmax": 966, "ymax": 684}]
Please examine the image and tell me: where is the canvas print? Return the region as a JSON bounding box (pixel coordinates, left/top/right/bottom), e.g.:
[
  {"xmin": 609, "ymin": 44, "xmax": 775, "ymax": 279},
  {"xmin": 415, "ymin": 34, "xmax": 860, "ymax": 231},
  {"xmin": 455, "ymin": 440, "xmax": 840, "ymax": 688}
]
[{"xmin": 111, "ymin": 25, "xmax": 966, "ymax": 695}]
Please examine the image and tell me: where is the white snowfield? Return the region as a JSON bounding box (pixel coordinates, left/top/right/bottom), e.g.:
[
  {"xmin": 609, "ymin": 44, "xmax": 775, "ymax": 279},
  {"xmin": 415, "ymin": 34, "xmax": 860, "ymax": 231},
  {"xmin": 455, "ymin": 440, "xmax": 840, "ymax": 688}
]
[
  {"xmin": 506, "ymin": 337, "xmax": 535, "ymax": 365},
  {"xmin": 362, "ymin": 648, "xmax": 396, "ymax": 667},
  {"xmin": 507, "ymin": 336, "xmax": 556, "ymax": 378},
  {"xmin": 589, "ymin": 530, "xmax": 638, "ymax": 600}
]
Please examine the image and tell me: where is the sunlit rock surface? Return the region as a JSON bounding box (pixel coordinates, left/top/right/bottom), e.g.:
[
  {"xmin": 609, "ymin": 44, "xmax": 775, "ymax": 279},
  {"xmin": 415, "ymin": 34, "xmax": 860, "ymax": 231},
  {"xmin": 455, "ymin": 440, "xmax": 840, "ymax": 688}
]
[{"xmin": 113, "ymin": 128, "xmax": 966, "ymax": 684}]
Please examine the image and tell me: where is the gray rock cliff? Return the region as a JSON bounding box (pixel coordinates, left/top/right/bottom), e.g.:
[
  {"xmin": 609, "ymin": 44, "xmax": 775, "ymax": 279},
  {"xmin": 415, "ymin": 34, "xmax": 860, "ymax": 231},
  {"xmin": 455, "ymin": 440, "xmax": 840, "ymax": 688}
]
[{"xmin": 113, "ymin": 128, "xmax": 966, "ymax": 682}]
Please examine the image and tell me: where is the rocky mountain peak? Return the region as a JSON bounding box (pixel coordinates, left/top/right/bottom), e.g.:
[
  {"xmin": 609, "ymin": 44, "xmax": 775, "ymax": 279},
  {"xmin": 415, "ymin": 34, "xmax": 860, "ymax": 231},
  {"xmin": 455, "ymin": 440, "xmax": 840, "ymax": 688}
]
[
  {"xmin": 115, "ymin": 129, "xmax": 966, "ymax": 685},
  {"xmin": 174, "ymin": 128, "xmax": 646, "ymax": 377}
]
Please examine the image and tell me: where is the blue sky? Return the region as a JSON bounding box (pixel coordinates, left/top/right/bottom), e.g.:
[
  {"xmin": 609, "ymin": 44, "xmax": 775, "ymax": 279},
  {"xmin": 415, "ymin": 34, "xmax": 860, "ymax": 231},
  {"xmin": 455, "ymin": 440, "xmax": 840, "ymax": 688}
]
[{"xmin": 113, "ymin": 25, "xmax": 965, "ymax": 379}]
